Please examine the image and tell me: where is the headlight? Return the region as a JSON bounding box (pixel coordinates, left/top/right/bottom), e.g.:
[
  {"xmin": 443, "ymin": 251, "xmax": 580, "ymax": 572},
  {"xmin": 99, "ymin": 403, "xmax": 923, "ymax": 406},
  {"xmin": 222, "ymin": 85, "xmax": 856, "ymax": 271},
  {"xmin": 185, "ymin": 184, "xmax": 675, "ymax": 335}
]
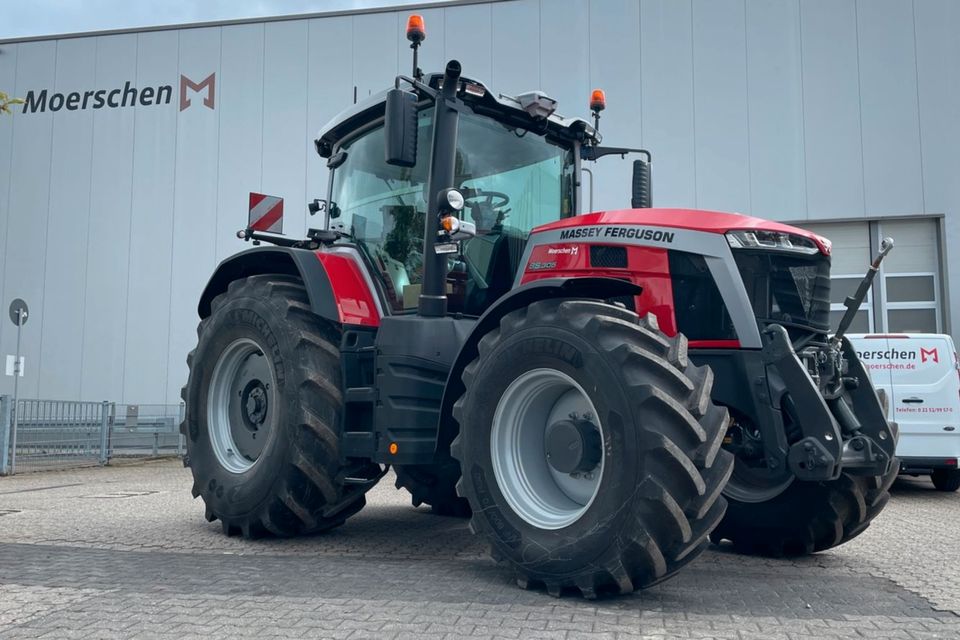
[
  {"xmin": 725, "ymin": 230, "xmax": 820, "ymax": 254},
  {"xmin": 437, "ymin": 187, "xmax": 464, "ymax": 212}
]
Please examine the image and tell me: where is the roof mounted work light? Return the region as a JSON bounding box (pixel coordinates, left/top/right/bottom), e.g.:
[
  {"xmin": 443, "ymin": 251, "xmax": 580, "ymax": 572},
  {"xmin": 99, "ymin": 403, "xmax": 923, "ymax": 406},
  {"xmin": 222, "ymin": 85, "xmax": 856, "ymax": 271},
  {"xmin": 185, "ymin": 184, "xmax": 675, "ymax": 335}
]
[
  {"xmin": 589, "ymin": 89, "xmax": 606, "ymax": 112},
  {"xmin": 407, "ymin": 14, "xmax": 426, "ymax": 43}
]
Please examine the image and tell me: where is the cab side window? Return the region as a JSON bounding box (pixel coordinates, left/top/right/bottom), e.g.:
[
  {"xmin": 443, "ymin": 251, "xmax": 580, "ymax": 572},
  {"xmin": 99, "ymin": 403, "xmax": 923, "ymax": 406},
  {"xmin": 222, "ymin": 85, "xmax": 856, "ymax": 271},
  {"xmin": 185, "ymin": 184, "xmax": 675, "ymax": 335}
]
[{"xmin": 329, "ymin": 110, "xmax": 434, "ymax": 311}]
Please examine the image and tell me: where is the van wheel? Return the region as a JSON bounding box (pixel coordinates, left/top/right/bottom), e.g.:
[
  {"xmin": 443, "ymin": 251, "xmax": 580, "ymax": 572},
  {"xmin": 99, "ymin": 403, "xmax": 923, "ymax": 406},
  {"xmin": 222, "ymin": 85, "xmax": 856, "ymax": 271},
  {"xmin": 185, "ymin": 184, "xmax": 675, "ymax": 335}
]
[{"xmin": 932, "ymin": 469, "xmax": 960, "ymax": 492}]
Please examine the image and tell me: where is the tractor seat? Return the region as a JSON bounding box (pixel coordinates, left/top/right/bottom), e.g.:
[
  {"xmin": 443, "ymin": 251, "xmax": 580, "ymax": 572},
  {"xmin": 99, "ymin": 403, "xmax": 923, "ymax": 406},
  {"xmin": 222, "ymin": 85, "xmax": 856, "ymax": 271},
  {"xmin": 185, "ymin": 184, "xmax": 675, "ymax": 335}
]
[{"xmin": 461, "ymin": 226, "xmax": 525, "ymax": 316}]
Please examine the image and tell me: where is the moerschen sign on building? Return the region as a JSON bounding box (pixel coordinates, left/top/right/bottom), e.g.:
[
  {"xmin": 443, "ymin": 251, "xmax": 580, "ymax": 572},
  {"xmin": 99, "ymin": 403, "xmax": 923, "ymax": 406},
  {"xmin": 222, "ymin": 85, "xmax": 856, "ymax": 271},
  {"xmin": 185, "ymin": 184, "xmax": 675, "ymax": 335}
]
[{"xmin": 20, "ymin": 73, "xmax": 215, "ymax": 113}]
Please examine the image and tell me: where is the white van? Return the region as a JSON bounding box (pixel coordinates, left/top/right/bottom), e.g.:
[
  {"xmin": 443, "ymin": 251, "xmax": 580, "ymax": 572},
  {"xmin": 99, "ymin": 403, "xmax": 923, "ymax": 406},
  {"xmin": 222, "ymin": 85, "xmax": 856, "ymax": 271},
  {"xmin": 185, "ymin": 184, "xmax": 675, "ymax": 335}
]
[{"xmin": 848, "ymin": 334, "xmax": 960, "ymax": 491}]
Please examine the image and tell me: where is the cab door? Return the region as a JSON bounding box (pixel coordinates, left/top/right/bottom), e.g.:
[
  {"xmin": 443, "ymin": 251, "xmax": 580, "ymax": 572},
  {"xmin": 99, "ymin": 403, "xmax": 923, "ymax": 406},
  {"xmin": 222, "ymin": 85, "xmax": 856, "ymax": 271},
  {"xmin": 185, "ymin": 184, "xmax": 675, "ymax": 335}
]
[{"xmin": 886, "ymin": 335, "xmax": 960, "ymax": 459}]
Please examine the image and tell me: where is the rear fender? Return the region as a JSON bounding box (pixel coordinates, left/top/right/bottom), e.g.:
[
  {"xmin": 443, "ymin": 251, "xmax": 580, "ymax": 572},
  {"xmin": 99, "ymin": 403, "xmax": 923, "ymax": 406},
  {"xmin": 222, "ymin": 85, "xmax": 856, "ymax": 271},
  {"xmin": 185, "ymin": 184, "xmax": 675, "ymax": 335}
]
[
  {"xmin": 435, "ymin": 277, "xmax": 643, "ymax": 453},
  {"xmin": 197, "ymin": 246, "xmax": 381, "ymax": 327}
]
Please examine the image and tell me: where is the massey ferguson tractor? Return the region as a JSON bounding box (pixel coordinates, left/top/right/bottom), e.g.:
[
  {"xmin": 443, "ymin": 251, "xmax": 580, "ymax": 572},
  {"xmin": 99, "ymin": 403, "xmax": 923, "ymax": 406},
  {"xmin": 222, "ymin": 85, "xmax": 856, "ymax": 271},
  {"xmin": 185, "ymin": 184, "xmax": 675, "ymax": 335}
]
[{"xmin": 181, "ymin": 16, "xmax": 897, "ymax": 598}]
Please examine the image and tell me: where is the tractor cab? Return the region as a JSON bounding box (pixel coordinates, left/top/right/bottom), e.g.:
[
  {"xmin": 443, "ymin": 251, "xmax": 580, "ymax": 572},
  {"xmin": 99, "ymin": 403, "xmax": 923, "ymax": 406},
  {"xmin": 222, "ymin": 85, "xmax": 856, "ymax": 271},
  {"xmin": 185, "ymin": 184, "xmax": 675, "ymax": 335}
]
[{"xmin": 314, "ymin": 72, "xmax": 589, "ymax": 317}]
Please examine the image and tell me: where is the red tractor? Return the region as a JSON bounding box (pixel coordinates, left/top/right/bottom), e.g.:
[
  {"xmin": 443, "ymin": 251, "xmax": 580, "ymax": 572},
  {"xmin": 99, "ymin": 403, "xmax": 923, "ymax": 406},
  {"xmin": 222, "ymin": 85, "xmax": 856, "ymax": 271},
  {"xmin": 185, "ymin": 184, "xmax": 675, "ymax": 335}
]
[{"xmin": 182, "ymin": 17, "xmax": 897, "ymax": 598}]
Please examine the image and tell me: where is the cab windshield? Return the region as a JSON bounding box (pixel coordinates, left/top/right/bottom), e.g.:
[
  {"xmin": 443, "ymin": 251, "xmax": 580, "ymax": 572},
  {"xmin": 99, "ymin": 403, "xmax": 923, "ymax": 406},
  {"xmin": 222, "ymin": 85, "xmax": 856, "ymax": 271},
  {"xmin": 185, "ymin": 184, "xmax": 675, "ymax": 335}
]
[{"xmin": 328, "ymin": 107, "xmax": 575, "ymax": 313}]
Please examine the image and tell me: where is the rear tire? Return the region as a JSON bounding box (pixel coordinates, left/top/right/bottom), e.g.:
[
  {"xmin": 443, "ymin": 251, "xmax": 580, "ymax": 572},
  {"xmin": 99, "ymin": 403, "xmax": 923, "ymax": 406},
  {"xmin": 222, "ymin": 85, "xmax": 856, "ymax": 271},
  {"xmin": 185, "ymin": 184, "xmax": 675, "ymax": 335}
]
[
  {"xmin": 394, "ymin": 458, "xmax": 471, "ymax": 516},
  {"xmin": 452, "ymin": 299, "xmax": 733, "ymax": 598},
  {"xmin": 932, "ymin": 469, "xmax": 960, "ymax": 492},
  {"xmin": 181, "ymin": 275, "xmax": 371, "ymax": 537}
]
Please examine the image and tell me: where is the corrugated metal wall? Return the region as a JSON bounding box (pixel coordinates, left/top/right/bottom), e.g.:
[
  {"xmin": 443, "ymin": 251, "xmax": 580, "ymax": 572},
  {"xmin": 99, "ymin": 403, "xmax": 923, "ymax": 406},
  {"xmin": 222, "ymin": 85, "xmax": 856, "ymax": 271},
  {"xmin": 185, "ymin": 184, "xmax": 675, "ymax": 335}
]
[{"xmin": 0, "ymin": 0, "xmax": 958, "ymax": 404}]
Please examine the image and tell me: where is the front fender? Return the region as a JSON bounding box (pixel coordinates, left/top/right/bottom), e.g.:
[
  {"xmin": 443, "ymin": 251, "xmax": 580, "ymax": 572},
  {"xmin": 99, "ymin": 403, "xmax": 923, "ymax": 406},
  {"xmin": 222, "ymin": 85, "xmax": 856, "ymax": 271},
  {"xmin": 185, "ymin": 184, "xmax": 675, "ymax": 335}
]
[{"xmin": 435, "ymin": 276, "xmax": 643, "ymax": 453}]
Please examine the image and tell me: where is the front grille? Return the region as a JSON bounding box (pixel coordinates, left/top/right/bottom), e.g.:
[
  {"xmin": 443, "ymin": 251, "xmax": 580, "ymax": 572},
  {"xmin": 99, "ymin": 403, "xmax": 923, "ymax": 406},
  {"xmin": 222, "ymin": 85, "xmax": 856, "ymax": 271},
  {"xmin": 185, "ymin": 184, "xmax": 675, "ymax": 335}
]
[{"xmin": 590, "ymin": 245, "xmax": 627, "ymax": 269}]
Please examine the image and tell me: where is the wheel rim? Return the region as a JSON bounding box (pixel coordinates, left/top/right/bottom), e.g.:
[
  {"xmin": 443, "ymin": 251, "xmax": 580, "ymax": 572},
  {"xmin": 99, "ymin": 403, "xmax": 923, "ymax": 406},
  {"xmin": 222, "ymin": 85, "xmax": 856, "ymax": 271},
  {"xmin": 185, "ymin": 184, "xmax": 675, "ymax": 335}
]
[
  {"xmin": 724, "ymin": 459, "xmax": 794, "ymax": 503},
  {"xmin": 722, "ymin": 419, "xmax": 794, "ymax": 503},
  {"xmin": 207, "ymin": 338, "xmax": 276, "ymax": 474},
  {"xmin": 491, "ymin": 368, "xmax": 604, "ymax": 530}
]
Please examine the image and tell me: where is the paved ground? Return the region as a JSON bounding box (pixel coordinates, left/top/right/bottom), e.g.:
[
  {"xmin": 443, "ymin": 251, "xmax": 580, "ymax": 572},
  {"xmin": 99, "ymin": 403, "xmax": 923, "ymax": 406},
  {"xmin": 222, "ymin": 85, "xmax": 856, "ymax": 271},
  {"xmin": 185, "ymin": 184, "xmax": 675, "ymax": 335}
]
[{"xmin": 0, "ymin": 460, "xmax": 958, "ymax": 639}]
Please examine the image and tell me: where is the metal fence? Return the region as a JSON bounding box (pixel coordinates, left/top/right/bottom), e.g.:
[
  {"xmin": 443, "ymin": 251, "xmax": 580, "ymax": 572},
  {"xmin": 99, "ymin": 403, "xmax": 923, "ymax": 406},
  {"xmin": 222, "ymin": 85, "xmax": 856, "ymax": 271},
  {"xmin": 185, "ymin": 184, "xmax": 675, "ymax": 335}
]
[{"xmin": 0, "ymin": 396, "xmax": 184, "ymax": 475}]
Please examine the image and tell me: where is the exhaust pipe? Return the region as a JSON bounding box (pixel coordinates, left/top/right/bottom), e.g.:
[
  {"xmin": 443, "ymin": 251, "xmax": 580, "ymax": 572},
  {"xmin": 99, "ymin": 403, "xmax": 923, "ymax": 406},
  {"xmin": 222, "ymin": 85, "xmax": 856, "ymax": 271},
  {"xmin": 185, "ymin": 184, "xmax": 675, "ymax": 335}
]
[{"xmin": 631, "ymin": 159, "xmax": 651, "ymax": 208}]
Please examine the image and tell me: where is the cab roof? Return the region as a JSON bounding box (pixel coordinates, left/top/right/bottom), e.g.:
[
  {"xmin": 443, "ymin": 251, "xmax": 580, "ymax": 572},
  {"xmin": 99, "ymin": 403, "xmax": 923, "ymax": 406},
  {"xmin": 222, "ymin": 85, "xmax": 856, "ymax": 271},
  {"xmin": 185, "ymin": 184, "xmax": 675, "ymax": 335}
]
[{"xmin": 314, "ymin": 71, "xmax": 598, "ymax": 157}]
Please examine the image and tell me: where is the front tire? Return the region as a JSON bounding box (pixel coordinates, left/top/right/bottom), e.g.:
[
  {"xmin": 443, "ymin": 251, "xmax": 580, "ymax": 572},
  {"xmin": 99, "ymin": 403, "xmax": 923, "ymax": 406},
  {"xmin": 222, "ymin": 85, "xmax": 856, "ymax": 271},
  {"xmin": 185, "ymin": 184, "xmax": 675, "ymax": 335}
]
[
  {"xmin": 451, "ymin": 299, "xmax": 733, "ymax": 598},
  {"xmin": 711, "ymin": 465, "xmax": 898, "ymax": 555},
  {"xmin": 182, "ymin": 275, "xmax": 370, "ymax": 537}
]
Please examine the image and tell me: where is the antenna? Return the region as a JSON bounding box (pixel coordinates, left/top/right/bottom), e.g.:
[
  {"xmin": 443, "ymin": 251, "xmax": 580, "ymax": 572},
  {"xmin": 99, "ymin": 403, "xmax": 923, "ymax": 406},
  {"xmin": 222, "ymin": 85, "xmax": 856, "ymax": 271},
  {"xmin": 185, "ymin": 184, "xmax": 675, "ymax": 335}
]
[{"xmin": 406, "ymin": 15, "xmax": 426, "ymax": 81}]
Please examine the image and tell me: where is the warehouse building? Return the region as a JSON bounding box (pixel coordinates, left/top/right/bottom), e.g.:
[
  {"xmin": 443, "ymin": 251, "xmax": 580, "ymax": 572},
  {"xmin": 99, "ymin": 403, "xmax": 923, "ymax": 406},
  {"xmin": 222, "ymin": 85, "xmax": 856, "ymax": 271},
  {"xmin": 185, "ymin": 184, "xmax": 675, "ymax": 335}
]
[{"xmin": 0, "ymin": 0, "xmax": 957, "ymax": 404}]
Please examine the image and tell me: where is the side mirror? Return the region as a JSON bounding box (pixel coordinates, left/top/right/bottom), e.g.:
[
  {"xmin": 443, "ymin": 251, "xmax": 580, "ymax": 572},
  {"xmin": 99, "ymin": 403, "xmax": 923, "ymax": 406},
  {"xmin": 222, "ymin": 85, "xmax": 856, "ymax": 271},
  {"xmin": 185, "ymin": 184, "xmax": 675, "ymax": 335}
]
[
  {"xmin": 631, "ymin": 159, "xmax": 652, "ymax": 208},
  {"xmin": 385, "ymin": 88, "xmax": 418, "ymax": 167}
]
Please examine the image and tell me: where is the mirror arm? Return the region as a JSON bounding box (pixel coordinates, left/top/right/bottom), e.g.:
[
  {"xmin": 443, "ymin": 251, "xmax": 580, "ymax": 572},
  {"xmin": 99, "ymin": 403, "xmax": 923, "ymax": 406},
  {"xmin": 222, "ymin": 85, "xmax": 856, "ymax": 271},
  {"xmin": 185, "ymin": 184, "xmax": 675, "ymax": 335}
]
[
  {"xmin": 394, "ymin": 74, "xmax": 438, "ymax": 100},
  {"xmin": 582, "ymin": 146, "xmax": 651, "ymax": 162}
]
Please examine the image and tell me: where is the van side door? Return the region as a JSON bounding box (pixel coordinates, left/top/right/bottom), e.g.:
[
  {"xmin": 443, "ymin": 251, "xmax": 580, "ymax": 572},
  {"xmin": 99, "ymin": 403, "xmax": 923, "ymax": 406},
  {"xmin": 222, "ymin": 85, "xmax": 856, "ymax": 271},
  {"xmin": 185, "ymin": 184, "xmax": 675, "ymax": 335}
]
[{"xmin": 886, "ymin": 335, "xmax": 960, "ymax": 460}]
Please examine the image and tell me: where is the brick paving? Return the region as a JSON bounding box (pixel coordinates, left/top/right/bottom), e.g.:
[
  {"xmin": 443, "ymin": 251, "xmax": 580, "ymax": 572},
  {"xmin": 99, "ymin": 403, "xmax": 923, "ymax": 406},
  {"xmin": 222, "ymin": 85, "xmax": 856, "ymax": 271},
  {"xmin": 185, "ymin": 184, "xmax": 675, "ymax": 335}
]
[{"xmin": 0, "ymin": 460, "xmax": 958, "ymax": 638}]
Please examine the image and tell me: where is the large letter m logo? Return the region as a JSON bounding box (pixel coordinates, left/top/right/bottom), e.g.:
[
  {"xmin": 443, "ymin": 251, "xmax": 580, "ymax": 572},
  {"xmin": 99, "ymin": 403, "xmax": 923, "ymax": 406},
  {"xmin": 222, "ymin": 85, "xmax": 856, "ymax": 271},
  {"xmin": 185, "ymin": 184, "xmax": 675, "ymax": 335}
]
[
  {"xmin": 921, "ymin": 347, "xmax": 939, "ymax": 363},
  {"xmin": 180, "ymin": 73, "xmax": 215, "ymax": 111}
]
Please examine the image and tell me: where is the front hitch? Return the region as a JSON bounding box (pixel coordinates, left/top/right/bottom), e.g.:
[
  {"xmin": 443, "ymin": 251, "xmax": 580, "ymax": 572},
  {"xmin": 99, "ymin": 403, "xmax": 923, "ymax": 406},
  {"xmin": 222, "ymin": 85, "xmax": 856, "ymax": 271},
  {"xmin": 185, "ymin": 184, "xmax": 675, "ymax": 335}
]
[
  {"xmin": 761, "ymin": 325, "xmax": 896, "ymax": 481},
  {"xmin": 762, "ymin": 325, "xmax": 843, "ymax": 481}
]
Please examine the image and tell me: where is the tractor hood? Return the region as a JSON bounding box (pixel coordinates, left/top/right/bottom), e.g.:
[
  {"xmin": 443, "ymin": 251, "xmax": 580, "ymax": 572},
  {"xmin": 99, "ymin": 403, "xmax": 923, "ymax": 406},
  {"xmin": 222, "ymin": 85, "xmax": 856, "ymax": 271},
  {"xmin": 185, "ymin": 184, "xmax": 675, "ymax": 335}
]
[{"xmin": 532, "ymin": 209, "xmax": 832, "ymax": 256}]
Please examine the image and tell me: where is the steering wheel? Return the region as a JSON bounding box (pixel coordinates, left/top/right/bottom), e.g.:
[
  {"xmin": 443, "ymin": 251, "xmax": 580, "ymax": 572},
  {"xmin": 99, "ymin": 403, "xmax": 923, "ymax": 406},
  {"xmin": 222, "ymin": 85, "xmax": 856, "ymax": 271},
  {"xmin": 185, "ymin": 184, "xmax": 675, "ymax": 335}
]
[{"xmin": 463, "ymin": 189, "xmax": 510, "ymax": 211}]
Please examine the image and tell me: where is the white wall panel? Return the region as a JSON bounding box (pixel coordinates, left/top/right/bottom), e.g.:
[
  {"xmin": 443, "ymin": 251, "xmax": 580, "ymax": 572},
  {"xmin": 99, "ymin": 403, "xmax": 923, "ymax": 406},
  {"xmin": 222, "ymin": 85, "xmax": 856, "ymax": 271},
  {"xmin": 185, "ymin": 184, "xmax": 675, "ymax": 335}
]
[
  {"xmin": 123, "ymin": 30, "xmax": 179, "ymax": 404},
  {"xmin": 745, "ymin": 0, "xmax": 806, "ymax": 221},
  {"xmin": 913, "ymin": 0, "xmax": 960, "ymax": 335},
  {"xmin": 856, "ymin": 0, "xmax": 923, "ymax": 216},
  {"xmin": 691, "ymin": 0, "xmax": 750, "ymax": 214},
  {"xmin": 490, "ymin": 0, "xmax": 539, "ymax": 99},
  {"xmin": 640, "ymin": 0, "xmax": 696, "ymax": 209},
  {"xmin": 353, "ymin": 12, "xmax": 399, "ymax": 101},
  {"xmin": 38, "ymin": 38, "xmax": 96, "ymax": 399},
  {"xmin": 539, "ymin": 0, "xmax": 588, "ymax": 131},
  {"xmin": 79, "ymin": 34, "xmax": 137, "ymax": 402},
  {"xmin": 799, "ymin": 0, "xmax": 865, "ymax": 219},
  {"xmin": 262, "ymin": 21, "xmax": 309, "ymax": 243},
  {"xmin": 588, "ymin": 0, "xmax": 641, "ymax": 213},
  {"xmin": 308, "ymin": 16, "xmax": 353, "ymax": 210},
  {"xmin": 216, "ymin": 24, "xmax": 264, "ymax": 262},
  {"xmin": 1, "ymin": 41, "xmax": 56, "ymax": 398},
  {"xmin": 0, "ymin": 43, "xmax": 17, "ymax": 396},
  {"xmin": 914, "ymin": 0, "xmax": 959, "ymax": 215},
  {"xmin": 166, "ymin": 27, "xmax": 221, "ymax": 403},
  {"xmin": 444, "ymin": 3, "xmax": 492, "ymax": 83}
]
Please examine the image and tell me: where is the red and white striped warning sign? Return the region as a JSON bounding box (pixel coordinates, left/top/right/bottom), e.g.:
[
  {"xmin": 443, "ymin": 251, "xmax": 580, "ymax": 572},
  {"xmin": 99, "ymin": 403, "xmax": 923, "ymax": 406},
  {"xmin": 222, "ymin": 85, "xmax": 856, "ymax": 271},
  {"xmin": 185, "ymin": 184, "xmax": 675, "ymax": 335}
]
[{"xmin": 248, "ymin": 192, "xmax": 284, "ymax": 233}]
